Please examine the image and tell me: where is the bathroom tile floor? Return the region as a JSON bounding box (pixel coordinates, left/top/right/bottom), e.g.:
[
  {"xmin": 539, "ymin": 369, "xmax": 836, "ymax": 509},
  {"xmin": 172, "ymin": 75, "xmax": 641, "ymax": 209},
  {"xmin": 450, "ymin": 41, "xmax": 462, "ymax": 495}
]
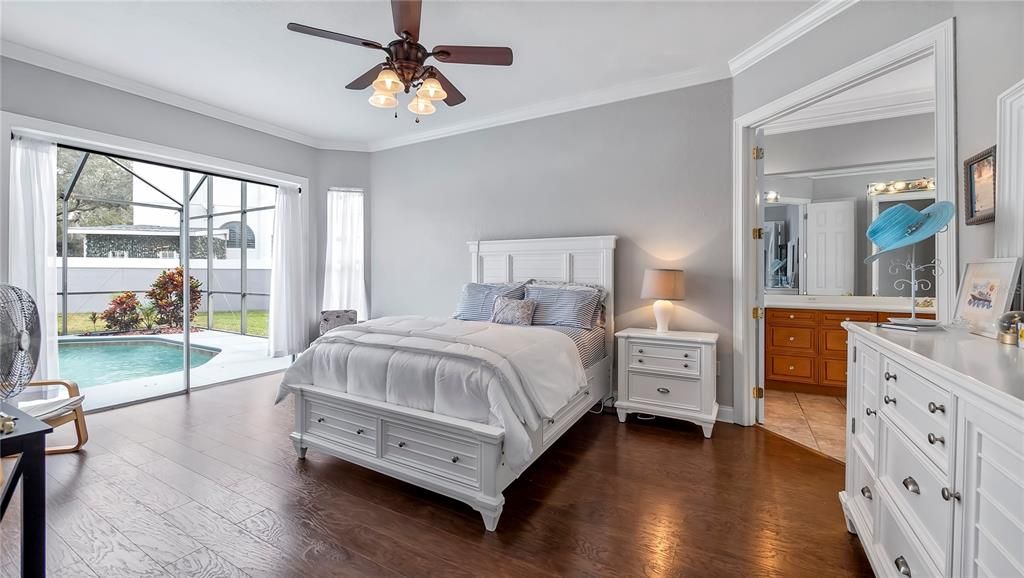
[{"xmin": 762, "ymin": 389, "xmax": 847, "ymax": 462}]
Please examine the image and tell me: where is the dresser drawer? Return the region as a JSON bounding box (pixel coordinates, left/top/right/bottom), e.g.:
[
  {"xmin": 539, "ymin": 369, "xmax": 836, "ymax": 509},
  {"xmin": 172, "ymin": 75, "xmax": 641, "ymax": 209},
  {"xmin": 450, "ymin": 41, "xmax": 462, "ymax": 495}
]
[
  {"xmin": 875, "ymin": 490, "xmax": 942, "ymax": 578},
  {"xmin": 878, "ymin": 420, "xmax": 951, "ymax": 571},
  {"xmin": 629, "ymin": 354, "xmax": 699, "ymax": 376},
  {"xmin": 629, "ymin": 342, "xmax": 698, "ymax": 362},
  {"xmin": 768, "ymin": 326, "xmax": 817, "ymax": 352},
  {"xmin": 627, "ymin": 372, "xmax": 701, "ymax": 412},
  {"xmin": 853, "ymin": 343, "xmax": 880, "ymax": 460},
  {"xmin": 880, "ymin": 356, "xmax": 952, "ymax": 471},
  {"xmin": 766, "ymin": 354, "xmax": 816, "ymax": 384},
  {"xmin": 381, "ymin": 420, "xmax": 480, "ymax": 489},
  {"xmin": 850, "ymin": 445, "xmax": 877, "ymax": 543},
  {"xmin": 823, "ymin": 311, "xmax": 877, "ymax": 328},
  {"xmin": 767, "ymin": 308, "xmax": 818, "ymax": 326},
  {"xmin": 821, "ymin": 328, "xmax": 851, "ymax": 356},
  {"xmin": 306, "ymin": 399, "xmax": 377, "ymax": 456}
]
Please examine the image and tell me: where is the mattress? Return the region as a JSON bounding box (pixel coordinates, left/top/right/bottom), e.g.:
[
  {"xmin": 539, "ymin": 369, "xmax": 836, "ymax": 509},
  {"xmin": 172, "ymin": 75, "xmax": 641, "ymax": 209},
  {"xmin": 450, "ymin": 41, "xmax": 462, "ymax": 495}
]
[{"xmin": 541, "ymin": 325, "xmax": 606, "ymax": 368}]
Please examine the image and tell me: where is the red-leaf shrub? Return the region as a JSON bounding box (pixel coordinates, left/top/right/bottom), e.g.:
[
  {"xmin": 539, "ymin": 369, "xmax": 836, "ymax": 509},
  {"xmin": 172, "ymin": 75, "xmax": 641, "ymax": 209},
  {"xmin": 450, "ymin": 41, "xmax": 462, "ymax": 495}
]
[
  {"xmin": 101, "ymin": 291, "xmax": 142, "ymax": 332},
  {"xmin": 146, "ymin": 266, "xmax": 202, "ymax": 328}
]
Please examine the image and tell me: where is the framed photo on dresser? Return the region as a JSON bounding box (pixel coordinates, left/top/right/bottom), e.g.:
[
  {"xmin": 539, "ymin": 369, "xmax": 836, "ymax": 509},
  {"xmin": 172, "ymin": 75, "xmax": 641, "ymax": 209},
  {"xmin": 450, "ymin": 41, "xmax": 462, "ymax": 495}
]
[{"xmin": 952, "ymin": 257, "xmax": 1023, "ymax": 338}]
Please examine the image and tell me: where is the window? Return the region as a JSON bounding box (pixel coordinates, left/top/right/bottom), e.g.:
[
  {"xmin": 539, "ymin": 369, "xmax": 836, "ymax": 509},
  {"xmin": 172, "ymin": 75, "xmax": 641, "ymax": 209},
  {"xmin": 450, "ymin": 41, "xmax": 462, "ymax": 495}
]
[
  {"xmin": 222, "ymin": 221, "xmax": 256, "ymax": 249},
  {"xmin": 322, "ymin": 188, "xmax": 367, "ymax": 320}
]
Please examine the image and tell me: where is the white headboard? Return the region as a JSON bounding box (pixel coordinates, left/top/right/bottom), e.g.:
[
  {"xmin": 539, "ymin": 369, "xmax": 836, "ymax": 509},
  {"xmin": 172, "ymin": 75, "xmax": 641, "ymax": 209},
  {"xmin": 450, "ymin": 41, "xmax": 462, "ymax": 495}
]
[{"xmin": 468, "ymin": 235, "xmax": 617, "ymax": 355}]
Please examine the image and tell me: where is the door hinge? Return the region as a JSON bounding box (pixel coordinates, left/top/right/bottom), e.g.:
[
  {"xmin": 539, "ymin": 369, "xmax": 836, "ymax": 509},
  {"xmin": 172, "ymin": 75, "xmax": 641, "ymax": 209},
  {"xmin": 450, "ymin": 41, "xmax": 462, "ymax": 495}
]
[
  {"xmin": 752, "ymin": 227, "xmax": 764, "ymax": 240},
  {"xmin": 752, "ymin": 307, "xmax": 764, "ymax": 320},
  {"xmin": 752, "ymin": 146, "xmax": 764, "ymax": 160},
  {"xmin": 852, "ymin": 417, "xmax": 856, "ymax": 434},
  {"xmin": 753, "ymin": 386, "xmax": 764, "ymax": 399}
]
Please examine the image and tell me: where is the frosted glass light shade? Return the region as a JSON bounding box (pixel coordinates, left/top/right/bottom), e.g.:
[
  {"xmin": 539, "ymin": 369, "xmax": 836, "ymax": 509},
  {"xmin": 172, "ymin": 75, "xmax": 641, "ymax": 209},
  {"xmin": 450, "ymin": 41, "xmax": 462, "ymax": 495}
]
[
  {"xmin": 368, "ymin": 90, "xmax": 397, "ymax": 108},
  {"xmin": 417, "ymin": 77, "xmax": 447, "ymax": 101},
  {"xmin": 372, "ymin": 68, "xmax": 403, "ymax": 92},
  {"xmin": 408, "ymin": 96, "xmax": 436, "ymax": 115}
]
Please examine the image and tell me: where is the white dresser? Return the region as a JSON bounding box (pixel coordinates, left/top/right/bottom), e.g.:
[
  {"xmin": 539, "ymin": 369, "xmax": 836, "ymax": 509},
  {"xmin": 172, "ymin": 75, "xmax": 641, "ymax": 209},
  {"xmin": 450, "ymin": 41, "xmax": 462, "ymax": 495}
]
[
  {"xmin": 841, "ymin": 323, "xmax": 1024, "ymax": 578},
  {"xmin": 614, "ymin": 328, "xmax": 718, "ymax": 438}
]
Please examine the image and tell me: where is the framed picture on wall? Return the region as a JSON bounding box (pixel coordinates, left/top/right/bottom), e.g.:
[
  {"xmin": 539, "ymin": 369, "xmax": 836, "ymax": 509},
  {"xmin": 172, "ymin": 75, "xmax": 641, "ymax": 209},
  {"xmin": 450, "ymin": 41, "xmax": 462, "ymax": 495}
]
[
  {"xmin": 952, "ymin": 257, "xmax": 1022, "ymax": 338},
  {"xmin": 964, "ymin": 145, "xmax": 996, "ymax": 225}
]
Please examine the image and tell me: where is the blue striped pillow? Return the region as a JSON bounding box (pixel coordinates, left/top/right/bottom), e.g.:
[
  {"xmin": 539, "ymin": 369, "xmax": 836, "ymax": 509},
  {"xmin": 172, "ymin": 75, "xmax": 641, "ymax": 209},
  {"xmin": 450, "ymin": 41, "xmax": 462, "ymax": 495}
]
[
  {"xmin": 525, "ymin": 285, "xmax": 601, "ymax": 329},
  {"xmin": 453, "ymin": 282, "xmax": 526, "ymax": 321}
]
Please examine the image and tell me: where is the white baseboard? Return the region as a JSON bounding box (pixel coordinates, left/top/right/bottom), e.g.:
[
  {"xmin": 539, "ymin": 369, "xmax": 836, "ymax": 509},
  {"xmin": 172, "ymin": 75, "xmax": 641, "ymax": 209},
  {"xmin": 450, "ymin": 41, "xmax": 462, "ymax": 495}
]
[{"xmin": 716, "ymin": 405, "xmax": 735, "ymax": 424}]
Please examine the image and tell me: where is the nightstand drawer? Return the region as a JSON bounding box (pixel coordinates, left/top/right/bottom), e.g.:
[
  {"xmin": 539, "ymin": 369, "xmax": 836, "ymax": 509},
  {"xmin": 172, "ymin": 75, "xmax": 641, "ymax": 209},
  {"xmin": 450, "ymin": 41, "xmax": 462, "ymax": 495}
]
[
  {"xmin": 629, "ymin": 354, "xmax": 699, "ymax": 376},
  {"xmin": 629, "ymin": 343, "xmax": 698, "ymax": 361},
  {"xmin": 627, "ymin": 372, "xmax": 701, "ymax": 411}
]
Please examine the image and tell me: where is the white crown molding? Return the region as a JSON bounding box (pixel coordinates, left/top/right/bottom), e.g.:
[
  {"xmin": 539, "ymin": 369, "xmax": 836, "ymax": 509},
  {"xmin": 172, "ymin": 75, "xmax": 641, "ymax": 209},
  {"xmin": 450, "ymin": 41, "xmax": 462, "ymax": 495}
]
[
  {"xmin": 0, "ymin": 40, "xmax": 370, "ymax": 152},
  {"xmin": 765, "ymin": 157, "xmax": 935, "ymax": 179},
  {"xmin": 762, "ymin": 88, "xmax": 934, "ymax": 135},
  {"xmin": 364, "ymin": 64, "xmax": 731, "ymax": 152},
  {"xmin": 728, "ymin": 0, "xmax": 860, "ymax": 77}
]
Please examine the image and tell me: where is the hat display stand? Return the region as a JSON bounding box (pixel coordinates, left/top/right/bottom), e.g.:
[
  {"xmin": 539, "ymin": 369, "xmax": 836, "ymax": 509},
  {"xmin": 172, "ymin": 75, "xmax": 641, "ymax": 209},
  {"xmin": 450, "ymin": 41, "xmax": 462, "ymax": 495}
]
[{"xmin": 885, "ymin": 244, "xmax": 943, "ymax": 327}]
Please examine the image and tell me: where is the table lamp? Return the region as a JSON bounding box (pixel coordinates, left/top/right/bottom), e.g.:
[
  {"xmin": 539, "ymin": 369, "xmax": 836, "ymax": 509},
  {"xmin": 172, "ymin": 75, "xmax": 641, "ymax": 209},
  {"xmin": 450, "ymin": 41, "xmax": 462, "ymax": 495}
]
[{"xmin": 641, "ymin": 269, "xmax": 685, "ymax": 333}]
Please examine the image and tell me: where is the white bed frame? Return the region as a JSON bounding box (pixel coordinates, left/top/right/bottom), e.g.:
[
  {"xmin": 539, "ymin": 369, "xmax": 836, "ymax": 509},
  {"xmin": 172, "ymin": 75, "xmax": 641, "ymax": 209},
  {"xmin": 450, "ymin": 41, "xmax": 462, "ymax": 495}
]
[{"xmin": 288, "ymin": 235, "xmax": 616, "ymax": 531}]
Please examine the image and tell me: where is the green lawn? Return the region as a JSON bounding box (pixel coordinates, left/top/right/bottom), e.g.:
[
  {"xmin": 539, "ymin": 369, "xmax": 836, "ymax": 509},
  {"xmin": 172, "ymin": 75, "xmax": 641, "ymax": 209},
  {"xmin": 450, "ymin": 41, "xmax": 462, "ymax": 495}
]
[{"xmin": 58, "ymin": 310, "xmax": 268, "ymax": 337}]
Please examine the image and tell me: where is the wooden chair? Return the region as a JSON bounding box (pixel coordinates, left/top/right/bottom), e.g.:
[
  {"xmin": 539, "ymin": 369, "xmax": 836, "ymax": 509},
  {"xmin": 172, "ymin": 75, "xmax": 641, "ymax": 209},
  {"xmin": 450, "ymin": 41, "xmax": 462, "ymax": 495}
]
[{"xmin": 22, "ymin": 380, "xmax": 89, "ymax": 454}]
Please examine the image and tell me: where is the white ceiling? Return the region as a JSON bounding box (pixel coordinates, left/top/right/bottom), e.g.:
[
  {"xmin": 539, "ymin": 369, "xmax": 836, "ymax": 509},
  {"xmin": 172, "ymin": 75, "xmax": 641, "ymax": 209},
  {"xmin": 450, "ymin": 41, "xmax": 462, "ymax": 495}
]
[{"xmin": 1, "ymin": 1, "xmax": 814, "ymax": 150}]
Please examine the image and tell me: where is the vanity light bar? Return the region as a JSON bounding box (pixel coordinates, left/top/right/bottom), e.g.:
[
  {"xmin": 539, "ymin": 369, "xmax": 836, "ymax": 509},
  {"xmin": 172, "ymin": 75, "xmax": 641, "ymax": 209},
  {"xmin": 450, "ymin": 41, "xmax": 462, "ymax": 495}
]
[{"xmin": 867, "ymin": 177, "xmax": 935, "ymax": 196}]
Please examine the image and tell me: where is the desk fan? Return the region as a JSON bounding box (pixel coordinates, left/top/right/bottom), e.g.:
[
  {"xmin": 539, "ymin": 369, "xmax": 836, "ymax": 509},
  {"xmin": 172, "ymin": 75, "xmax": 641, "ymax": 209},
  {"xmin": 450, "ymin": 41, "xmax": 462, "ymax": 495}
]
[{"xmin": 0, "ymin": 284, "xmax": 41, "ymax": 433}]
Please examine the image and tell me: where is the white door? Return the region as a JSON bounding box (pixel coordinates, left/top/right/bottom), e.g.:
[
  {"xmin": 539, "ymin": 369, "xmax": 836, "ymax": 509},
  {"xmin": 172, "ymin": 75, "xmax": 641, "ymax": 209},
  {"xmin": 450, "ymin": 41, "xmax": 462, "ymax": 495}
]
[
  {"xmin": 753, "ymin": 130, "xmax": 766, "ymax": 424},
  {"xmin": 806, "ymin": 200, "xmax": 856, "ymax": 295}
]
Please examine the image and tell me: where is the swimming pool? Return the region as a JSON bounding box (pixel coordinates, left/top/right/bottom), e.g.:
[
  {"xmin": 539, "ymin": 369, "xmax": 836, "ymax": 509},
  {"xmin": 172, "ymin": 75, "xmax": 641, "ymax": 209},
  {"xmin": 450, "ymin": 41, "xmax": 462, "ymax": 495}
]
[{"xmin": 58, "ymin": 338, "xmax": 219, "ymax": 388}]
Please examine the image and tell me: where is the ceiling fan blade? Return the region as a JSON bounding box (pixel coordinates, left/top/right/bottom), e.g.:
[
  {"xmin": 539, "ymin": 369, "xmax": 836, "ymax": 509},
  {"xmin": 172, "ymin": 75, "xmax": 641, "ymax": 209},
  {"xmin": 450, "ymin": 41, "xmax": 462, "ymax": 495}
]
[
  {"xmin": 429, "ymin": 68, "xmax": 466, "ymax": 106},
  {"xmin": 346, "ymin": 64, "xmax": 385, "ymax": 90},
  {"xmin": 287, "ymin": 23, "xmax": 383, "ymax": 50},
  {"xmin": 432, "ymin": 45, "xmax": 513, "ymax": 66},
  {"xmin": 391, "ymin": 0, "xmax": 422, "ymax": 42}
]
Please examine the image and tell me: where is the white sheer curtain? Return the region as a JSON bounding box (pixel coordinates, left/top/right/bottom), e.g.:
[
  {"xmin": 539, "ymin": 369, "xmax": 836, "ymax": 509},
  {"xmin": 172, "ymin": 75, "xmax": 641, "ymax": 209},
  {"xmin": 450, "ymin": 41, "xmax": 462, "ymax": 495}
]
[
  {"xmin": 322, "ymin": 188, "xmax": 367, "ymax": 320},
  {"xmin": 268, "ymin": 184, "xmax": 308, "ymax": 357},
  {"xmin": 6, "ymin": 136, "xmax": 59, "ymax": 379}
]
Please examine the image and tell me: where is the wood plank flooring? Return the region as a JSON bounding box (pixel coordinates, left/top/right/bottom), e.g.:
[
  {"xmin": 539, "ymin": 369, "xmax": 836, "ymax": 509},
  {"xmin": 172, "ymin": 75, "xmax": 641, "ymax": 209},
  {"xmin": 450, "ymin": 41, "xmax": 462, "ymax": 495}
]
[{"xmin": 1, "ymin": 373, "xmax": 872, "ymax": 577}]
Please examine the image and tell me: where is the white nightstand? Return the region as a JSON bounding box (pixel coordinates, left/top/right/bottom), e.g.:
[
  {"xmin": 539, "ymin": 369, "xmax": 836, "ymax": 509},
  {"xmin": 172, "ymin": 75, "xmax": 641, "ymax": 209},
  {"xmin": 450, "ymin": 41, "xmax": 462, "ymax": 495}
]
[{"xmin": 614, "ymin": 328, "xmax": 719, "ymax": 438}]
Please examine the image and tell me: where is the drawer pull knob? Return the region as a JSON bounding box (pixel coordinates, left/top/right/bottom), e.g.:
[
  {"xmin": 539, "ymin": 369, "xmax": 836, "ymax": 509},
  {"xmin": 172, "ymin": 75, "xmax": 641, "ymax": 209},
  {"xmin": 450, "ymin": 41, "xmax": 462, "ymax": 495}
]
[
  {"xmin": 845, "ymin": 317, "xmax": 851, "ymax": 321},
  {"xmin": 683, "ymin": 364, "xmax": 689, "ymax": 368},
  {"xmin": 927, "ymin": 433, "xmax": 945, "ymax": 445},
  {"xmin": 941, "ymin": 487, "xmax": 961, "ymax": 502},
  {"xmin": 927, "ymin": 402, "xmax": 945, "ymax": 414},
  {"xmin": 789, "ymin": 314, "xmax": 795, "ymax": 319},
  {"xmin": 637, "ymin": 359, "xmax": 644, "ymax": 364},
  {"xmin": 865, "ymin": 407, "xmax": 876, "ymax": 417},
  {"xmin": 451, "ymin": 456, "xmax": 460, "ymax": 464},
  {"xmin": 902, "ymin": 476, "xmax": 920, "ymax": 495},
  {"xmin": 397, "ymin": 441, "xmax": 406, "ymax": 448},
  {"xmin": 885, "ymin": 371, "xmax": 897, "ymax": 382},
  {"xmin": 883, "ymin": 395, "xmax": 897, "ymax": 405},
  {"xmin": 316, "ymin": 417, "xmax": 325, "ymax": 423},
  {"xmin": 894, "ymin": 556, "xmax": 912, "ymax": 576},
  {"xmin": 683, "ymin": 353, "xmax": 689, "ymax": 358},
  {"xmin": 860, "ymin": 486, "xmax": 873, "ymax": 500},
  {"xmin": 356, "ymin": 428, "xmax": 364, "ymax": 435},
  {"xmin": 788, "ymin": 336, "xmax": 795, "ymax": 342},
  {"xmin": 656, "ymin": 387, "xmax": 671, "ymax": 394},
  {"xmin": 638, "ymin": 348, "xmax": 644, "ymax": 353},
  {"xmin": 788, "ymin": 365, "xmax": 795, "ymax": 371}
]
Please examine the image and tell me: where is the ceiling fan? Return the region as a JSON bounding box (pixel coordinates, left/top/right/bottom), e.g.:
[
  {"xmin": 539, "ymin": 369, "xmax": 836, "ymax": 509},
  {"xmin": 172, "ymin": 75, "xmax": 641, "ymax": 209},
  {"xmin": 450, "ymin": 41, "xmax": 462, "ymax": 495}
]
[{"xmin": 288, "ymin": 0, "xmax": 513, "ymax": 118}]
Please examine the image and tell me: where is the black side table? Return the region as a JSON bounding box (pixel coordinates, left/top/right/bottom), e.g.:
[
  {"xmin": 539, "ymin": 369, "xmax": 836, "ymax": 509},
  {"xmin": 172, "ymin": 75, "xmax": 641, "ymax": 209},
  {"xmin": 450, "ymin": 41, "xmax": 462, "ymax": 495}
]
[{"xmin": 1, "ymin": 403, "xmax": 52, "ymax": 577}]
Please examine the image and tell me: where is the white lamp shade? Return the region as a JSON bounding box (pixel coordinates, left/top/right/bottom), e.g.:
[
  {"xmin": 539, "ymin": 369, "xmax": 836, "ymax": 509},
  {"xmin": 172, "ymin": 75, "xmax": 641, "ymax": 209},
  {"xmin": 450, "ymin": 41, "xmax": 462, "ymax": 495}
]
[
  {"xmin": 417, "ymin": 77, "xmax": 447, "ymax": 101},
  {"xmin": 368, "ymin": 90, "xmax": 397, "ymax": 108},
  {"xmin": 407, "ymin": 96, "xmax": 436, "ymax": 115},
  {"xmin": 640, "ymin": 269, "xmax": 685, "ymax": 300},
  {"xmin": 372, "ymin": 68, "xmax": 403, "ymax": 92}
]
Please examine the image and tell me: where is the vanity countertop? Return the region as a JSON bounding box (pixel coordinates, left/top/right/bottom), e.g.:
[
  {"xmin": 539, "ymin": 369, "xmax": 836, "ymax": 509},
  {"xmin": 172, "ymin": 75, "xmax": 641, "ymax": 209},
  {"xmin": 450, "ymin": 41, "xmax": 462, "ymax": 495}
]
[{"xmin": 764, "ymin": 294, "xmax": 936, "ymax": 313}]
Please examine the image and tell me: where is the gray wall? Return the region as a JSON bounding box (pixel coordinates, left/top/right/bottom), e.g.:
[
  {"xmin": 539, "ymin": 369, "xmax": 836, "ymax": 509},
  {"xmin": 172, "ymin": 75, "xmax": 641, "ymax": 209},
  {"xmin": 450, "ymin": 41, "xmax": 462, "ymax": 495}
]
[
  {"xmin": 734, "ymin": 1, "xmax": 1024, "ymax": 272},
  {"xmin": 369, "ymin": 79, "xmax": 737, "ymax": 405}
]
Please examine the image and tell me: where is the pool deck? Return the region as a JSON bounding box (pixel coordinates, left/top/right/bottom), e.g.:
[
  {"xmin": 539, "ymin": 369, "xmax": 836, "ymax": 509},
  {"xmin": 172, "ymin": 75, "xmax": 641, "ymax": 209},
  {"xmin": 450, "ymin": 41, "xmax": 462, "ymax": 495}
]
[{"xmin": 57, "ymin": 330, "xmax": 291, "ymax": 411}]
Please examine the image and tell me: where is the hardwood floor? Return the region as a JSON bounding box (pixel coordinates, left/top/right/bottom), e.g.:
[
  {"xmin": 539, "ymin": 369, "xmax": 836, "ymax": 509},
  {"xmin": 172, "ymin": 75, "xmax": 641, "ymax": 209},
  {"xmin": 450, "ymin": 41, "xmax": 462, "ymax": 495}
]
[{"xmin": 1, "ymin": 373, "xmax": 872, "ymax": 577}]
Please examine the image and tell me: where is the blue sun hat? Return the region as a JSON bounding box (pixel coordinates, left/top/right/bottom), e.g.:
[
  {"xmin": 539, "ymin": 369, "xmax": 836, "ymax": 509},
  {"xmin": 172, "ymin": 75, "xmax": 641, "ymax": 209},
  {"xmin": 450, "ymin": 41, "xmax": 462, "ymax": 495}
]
[{"xmin": 864, "ymin": 201, "xmax": 955, "ymax": 264}]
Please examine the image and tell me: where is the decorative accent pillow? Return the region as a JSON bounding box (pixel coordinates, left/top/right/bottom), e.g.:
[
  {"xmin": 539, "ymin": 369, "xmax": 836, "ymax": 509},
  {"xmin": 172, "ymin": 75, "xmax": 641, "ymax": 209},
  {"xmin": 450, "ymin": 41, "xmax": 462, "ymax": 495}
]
[
  {"xmin": 527, "ymin": 280, "xmax": 607, "ymax": 327},
  {"xmin": 490, "ymin": 296, "xmax": 536, "ymax": 326},
  {"xmin": 453, "ymin": 282, "xmax": 526, "ymax": 321},
  {"xmin": 525, "ymin": 285, "xmax": 602, "ymax": 329}
]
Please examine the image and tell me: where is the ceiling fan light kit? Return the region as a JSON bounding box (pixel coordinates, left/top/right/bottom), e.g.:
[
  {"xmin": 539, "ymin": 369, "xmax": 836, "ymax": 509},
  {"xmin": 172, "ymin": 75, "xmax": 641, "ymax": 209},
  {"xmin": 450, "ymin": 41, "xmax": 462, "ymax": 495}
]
[{"xmin": 288, "ymin": 0, "xmax": 512, "ymax": 120}]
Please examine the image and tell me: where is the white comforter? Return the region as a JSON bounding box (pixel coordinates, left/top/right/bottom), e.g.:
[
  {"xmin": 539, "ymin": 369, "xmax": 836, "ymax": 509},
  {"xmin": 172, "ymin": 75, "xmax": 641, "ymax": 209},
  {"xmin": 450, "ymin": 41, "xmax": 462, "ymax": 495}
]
[{"xmin": 277, "ymin": 316, "xmax": 588, "ymax": 470}]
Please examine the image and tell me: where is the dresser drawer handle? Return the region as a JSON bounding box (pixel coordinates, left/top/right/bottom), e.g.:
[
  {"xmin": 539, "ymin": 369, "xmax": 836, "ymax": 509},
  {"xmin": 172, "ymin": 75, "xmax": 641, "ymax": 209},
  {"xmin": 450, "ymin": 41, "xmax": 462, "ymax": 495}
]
[
  {"xmin": 865, "ymin": 407, "xmax": 876, "ymax": 417},
  {"xmin": 894, "ymin": 556, "xmax": 912, "ymax": 576},
  {"xmin": 637, "ymin": 359, "xmax": 644, "ymax": 364},
  {"xmin": 656, "ymin": 387, "xmax": 671, "ymax": 394},
  {"xmin": 902, "ymin": 476, "xmax": 920, "ymax": 495},
  {"xmin": 884, "ymin": 371, "xmax": 897, "ymax": 382},
  {"xmin": 683, "ymin": 363, "xmax": 689, "ymax": 368},
  {"xmin": 397, "ymin": 441, "xmax": 406, "ymax": 448},
  {"xmin": 683, "ymin": 353, "xmax": 689, "ymax": 358},
  {"xmin": 941, "ymin": 487, "xmax": 961, "ymax": 502},
  {"xmin": 789, "ymin": 314, "xmax": 795, "ymax": 319},
  {"xmin": 788, "ymin": 365, "xmax": 795, "ymax": 371},
  {"xmin": 788, "ymin": 336, "xmax": 795, "ymax": 342},
  {"xmin": 927, "ymin": 402, "xmax": 945, "ymax": 414},
  {"xmin": 927, "ymin": 433, "xmax": 945, "ymax": 445},
  {"xmin": 637, "ymin": 348, "xmax": 644, "ymax": 353},
  {"xmin": 316, "ymin": 417, "xmax": 325, "ymax": 423},
  {"xmin": 451, "ymin": 456, "xmax": 460, "ymax": 464},
  {"xmin": 356, "ymin": 428, "xmax": 364, "ymax": 435},
  {"xmin": 860, "ymin": 486, "xmax": 872, "ymax": 500},
  {"xmin": 883, "ymin": 395, "xmax": 897, "ymax": 405}
]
